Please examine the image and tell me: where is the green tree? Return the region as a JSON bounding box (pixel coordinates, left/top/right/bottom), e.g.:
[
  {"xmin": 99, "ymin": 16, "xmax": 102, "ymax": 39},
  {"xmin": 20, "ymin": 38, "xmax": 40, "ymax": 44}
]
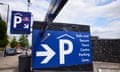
[
  {"xmin": 10, "ymin": 37, "xmax": 18, "ymax": 48},
  {"xmin": 0, "ymin": 14, "xmax": 8, "ymax": 47},
  {"xmin": 19, "ymin": 35, "xmax": 29, "ymax": 48}
]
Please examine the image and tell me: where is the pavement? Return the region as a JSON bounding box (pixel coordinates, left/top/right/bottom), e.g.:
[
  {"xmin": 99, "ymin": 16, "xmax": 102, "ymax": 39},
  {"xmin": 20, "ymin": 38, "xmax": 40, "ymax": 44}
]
[
  {"xmin": 0, "ymin": 51, "xmax": 4, "ymax": 57},
  {"xmin": 93, "ymin": 61, "xmax": 120, "ymax": 72},
  {"xmin": 0, "ymin": 55, "xmax": 19, "ymax": 72},
  {"xmin": 0, "ymin": 54, "xmax": 120, "ymax": 72}
]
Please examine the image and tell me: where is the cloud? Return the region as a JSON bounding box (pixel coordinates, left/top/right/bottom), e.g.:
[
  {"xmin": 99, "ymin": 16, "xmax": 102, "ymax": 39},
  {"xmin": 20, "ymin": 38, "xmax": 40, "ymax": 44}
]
[
  {"xmin": 31, "ymin": 0, "xmax": 50, "ymax": 10},
  {"xmin": 95, "ymin": 0, "xmax": 115, "ymax": 6},
  {"xmin": 30, "ymin": 0, "xmax": 50, "ymax": 21},
  {"xmin": 54, "ymin": 0, "xmax": 120, "ymax": 22},
  {"xmin": 0, "ymin": 6, "xmax": 8, "ymax": 21},
  {"xmin": 91, "ymin": 18, "xmax": 120, "ymax": 38},
  {"xmin": 54, "ymin": 0, "xmax": 120, "ymax": 39},
  {"xmin": 0, "ymin": 0, "xmax": 120, "ymax": 40}
]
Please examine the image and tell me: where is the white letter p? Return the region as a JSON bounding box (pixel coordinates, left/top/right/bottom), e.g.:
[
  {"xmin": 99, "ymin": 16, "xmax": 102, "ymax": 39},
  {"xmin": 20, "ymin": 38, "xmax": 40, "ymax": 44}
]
[
  {"xmin": 59, "ymin": 39, "xmax": 73, "ymax": 64},
  {"xmin": 14, "ymin": 16, "xmax": 22, "ymax": 28}
]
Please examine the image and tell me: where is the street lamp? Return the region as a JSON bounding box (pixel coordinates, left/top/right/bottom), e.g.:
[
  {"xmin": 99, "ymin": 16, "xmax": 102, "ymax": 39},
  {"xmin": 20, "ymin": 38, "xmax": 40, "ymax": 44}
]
[
  {"xmin": 0, "ymin": 3, "xmax": 9, "ymax": 25},
  {"xmin": 0, "ymin": 3, "xmax": 9, "ymax": 57}
]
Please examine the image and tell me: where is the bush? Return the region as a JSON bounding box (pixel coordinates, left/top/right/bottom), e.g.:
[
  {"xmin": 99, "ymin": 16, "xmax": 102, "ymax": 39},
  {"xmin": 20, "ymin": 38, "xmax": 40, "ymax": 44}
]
[{"xmin": 0, "ymin": 48, "xmax": 4, "ymax": 51}]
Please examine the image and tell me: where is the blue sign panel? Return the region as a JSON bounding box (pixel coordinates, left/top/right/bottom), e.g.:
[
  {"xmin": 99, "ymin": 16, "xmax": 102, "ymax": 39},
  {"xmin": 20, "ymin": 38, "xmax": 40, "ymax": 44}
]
[
  {"xmin": 32, "ymin": 30, "xmax": 92, "ymax": 69},
  {"xmin": 10, "ymin": 11, "xmax": 31, "ymax": 34}
]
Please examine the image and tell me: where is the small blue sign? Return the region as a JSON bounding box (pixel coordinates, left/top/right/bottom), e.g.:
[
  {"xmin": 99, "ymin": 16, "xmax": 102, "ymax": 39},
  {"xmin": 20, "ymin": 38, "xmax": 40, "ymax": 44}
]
[
  {"xmin": 10, "ymin": 11, "xmax": 31, "ymax": 34},
  {"xmin": 32, "ymin": 30, "xmax": 92, "ymax": 69}
]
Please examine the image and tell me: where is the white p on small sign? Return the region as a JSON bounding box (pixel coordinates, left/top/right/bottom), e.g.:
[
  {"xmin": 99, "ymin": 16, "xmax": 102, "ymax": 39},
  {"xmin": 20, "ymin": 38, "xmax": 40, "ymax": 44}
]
[
  {"xmin": 10, "ymin": 11, "xmax": 31, "ymax": 34},
  {"xmin": 14, "ymin": 16, "xmax": 22, "ymax": 28}
]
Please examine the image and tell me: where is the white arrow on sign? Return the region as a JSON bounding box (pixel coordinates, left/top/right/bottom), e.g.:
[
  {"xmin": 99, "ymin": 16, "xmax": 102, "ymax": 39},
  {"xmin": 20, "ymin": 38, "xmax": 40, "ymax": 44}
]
[
  {"xmin": 36, "ymin": 44, "xmax": 56, "ymax": 64},
  {"xmin": 24, "ymin": 24, "xmax": 29, "ymax": 28}
]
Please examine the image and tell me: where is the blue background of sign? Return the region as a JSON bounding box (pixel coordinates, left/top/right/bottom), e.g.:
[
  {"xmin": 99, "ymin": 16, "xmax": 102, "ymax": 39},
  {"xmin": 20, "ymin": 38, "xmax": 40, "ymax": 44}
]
[
  {"xmin": 10, "ymin": 11, "xmax": 31, "ymax": 34},
  {"xmin": 32, "ymin": 30, "xmax": 92, "ymax": 69}
]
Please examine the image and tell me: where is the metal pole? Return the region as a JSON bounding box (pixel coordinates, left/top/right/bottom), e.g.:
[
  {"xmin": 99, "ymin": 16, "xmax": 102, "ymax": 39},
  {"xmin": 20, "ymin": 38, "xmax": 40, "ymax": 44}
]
[
  {"xmin": 25, "ymin": 0, "xmax": 31, "ymax": 55},
  {"xmin": 18, "ymin": 1, "xmax": 31, "ymax": 72},
  {"xmin": 0, "ymin": 3, "xmax": 9, "ymax": 57},
  {"xmin": 6, "ymin": 5, "xmax": 9, "ymax": 26},
  {"xmin": 27, "ymin": 2, "xmax": 30, "ymax": 11}
]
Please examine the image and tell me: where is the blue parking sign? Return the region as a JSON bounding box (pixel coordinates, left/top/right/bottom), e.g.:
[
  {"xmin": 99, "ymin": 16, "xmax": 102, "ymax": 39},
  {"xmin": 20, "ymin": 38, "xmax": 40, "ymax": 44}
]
[
  {"xmin": 32, "ymin": 30, "xmax": 92, "ymax": 69},
  {"xmin": 10, "ymin": 11, "xmax": 31, "ymax": 34}
]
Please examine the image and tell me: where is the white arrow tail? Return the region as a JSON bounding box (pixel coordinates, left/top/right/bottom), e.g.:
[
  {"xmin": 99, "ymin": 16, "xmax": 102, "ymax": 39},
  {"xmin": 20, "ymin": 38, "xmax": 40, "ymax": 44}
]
[{"xmin": 36, "ymin": 44, "xmax": 56, "ymax": 64}]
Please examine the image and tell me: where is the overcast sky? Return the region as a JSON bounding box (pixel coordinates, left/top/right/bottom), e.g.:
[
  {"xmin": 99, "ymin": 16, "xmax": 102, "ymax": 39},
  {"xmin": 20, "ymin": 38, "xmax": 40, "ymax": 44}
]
[{"xmin": 0, "ymin": 0, "xmax": 120, "ymax": 45}]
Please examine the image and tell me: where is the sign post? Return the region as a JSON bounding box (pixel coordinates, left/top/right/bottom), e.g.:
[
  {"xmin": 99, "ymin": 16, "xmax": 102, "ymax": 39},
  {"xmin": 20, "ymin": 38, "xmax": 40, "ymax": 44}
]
[
  {"xmin": 10, "ymin": 11, "xmax": 31, "ymax": 34},
  {"xmin": 32, "ymin": 21, "xmax": 93, "ymax": 71}
]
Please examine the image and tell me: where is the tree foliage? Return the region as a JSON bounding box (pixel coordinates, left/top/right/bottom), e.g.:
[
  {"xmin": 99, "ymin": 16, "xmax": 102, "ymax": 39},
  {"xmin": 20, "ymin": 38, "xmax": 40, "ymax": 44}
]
[
  {"xmin": 19, "ymin": 35, "xmax": 29, "ymax": 48},
  {"xmin": 10, "ymin": 37, "xmax": 18, "ymax": 48},
  {"xmin": 0, "ymin": 14, "xmax": 8, "ymax": 47}
]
